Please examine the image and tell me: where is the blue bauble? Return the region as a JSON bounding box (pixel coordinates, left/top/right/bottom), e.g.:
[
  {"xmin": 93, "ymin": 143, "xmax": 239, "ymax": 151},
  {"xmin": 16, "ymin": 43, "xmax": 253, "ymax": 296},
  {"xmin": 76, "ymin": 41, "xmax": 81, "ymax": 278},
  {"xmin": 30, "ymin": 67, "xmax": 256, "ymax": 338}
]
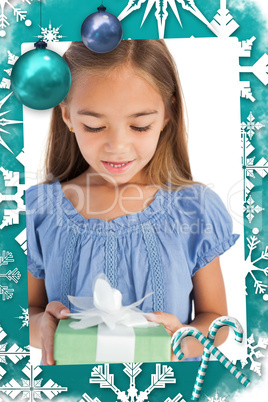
[
  {"xmin": 81, "ymin": 5, "xmax": 123, "ymax": 53},
  {"xmin": 11, "ymin": 41, "xmax": 71, "ymax": 110}
]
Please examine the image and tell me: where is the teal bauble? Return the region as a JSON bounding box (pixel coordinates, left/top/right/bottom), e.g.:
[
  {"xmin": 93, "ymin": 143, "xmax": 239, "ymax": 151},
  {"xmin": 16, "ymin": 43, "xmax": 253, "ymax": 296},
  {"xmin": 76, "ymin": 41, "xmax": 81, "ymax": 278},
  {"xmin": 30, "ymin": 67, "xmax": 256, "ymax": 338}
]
[{"xmin": 11, "ymin": 41, "xmax": 71, "ymax": 110}]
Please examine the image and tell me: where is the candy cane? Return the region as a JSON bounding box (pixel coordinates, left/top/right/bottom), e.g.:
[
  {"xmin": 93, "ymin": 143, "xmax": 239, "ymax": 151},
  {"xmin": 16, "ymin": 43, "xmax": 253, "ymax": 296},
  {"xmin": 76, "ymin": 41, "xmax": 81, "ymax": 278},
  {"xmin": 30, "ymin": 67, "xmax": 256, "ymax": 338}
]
[
  {"xmin": 171, "ymin": 327, "xmax": 250, "ymax": 392},
  {"xmin": 191, "ymin": 317, "xmax": 243, "ymax": 400}
]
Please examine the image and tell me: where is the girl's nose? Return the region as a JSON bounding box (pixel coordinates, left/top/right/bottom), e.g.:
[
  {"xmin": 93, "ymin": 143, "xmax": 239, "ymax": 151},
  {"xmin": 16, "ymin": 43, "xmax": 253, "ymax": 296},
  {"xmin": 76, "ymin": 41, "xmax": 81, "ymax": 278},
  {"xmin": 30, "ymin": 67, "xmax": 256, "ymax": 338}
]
[{"xmin": 104, "ymin": 128, "xmax": 130, "ymax": 153}]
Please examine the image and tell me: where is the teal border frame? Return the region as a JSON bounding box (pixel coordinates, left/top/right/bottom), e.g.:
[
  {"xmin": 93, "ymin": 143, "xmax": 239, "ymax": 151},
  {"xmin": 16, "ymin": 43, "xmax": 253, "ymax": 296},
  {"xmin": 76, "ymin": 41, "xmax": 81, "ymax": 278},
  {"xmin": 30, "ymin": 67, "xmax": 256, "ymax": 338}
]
[{"xmin": 0, "ymin": 1, "xmax": 267, "ymax": 400}]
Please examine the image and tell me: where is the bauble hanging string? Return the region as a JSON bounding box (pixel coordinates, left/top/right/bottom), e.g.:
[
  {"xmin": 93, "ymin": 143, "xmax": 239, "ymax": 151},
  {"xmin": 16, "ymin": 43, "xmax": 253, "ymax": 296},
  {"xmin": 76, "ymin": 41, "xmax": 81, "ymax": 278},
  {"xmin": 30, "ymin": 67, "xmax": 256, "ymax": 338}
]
[
  {"xmin": 81, "ymin": 2, "xmax": 123, "ymax": 53},
  {"xmin": 11, "ymin": 1, "xmax": 71, "ymax": 110}
]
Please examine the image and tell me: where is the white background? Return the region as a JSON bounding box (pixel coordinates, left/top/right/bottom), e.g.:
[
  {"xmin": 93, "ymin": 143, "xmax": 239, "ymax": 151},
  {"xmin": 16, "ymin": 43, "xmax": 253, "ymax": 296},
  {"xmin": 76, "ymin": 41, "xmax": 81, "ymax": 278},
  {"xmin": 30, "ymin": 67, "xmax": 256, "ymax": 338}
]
[{"xmin": 23, "ymin": 38, "xmax": 246, "ymax": 365}]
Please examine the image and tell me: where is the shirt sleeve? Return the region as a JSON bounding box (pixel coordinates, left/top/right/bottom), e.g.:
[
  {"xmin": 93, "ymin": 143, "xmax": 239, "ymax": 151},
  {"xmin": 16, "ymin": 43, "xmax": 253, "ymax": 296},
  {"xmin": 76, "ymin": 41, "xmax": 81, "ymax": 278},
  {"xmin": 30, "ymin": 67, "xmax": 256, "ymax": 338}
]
[
  {"xmin": 190, "ymin": 186, "xmax": 240, "ymax": 276},
  {"xmin": 26, "ymin": 185, "xmax": 45, "ymax": 279}
]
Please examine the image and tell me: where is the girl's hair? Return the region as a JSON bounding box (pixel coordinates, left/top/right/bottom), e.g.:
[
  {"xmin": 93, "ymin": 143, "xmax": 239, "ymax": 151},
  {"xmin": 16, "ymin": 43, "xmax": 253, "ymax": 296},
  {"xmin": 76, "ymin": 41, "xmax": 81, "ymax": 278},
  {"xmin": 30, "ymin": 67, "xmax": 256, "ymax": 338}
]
[{"xmin": 44, "ymin": 40, "xmax": 204, "ymax": 191}]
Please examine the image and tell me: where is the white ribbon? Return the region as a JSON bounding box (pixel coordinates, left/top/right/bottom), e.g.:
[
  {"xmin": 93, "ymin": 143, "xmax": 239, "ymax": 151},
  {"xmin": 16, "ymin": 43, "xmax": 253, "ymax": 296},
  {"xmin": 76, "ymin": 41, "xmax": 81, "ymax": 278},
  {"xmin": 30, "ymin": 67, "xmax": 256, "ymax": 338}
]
[{"xmin": 68, "ymin": 275, "xmax": 158, "ymax": 331}]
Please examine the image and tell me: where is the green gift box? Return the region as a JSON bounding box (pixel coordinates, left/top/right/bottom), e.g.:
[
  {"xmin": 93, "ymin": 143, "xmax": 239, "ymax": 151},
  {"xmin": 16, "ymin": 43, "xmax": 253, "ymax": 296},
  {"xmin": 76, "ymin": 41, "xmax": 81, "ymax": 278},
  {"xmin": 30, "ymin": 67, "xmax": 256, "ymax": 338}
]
[{"xmin": 54, "ymin": 318, "xmax": 171, "ymax": 365}]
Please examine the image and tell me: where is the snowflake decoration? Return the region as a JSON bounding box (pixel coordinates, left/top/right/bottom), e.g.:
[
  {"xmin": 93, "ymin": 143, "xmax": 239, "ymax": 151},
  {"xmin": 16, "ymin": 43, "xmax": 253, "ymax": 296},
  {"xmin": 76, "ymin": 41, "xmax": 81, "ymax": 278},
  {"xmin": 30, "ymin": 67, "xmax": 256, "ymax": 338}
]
[
  {"xmin": 80, "ymin": 363, "xmax": 185, "ymax": 402},
  {"xmin": 237, "ymin": 334, "xmax": 268, "ymax": 376},
  {"xmin": 239, "ymin": 36, "xmax": 268, "ymax": 102},
  {"xmin": 15, "ymin": 228, "xmax": 28, "ymax": 255},
  {"xmin": 16, "ymin": 306, "xmax": 29, "ymax": 328},
  {"xmin": 0, "ymin": 0, "xmax": 32, "ymax": 38},
  {"xmin": 0, "ymin": 249, "xmax": 19, "ymax": 301},
  {"xmin": 206, "ymin": 391, "xmax": 226, "ymax": 402},
  {"xmin": 117, "ymin": 0, "xmax": 242, "ymax": 39},
  {"xmin": 0, "ymin": 166, "xmax": 27, "ymax": 230},
  {"xmin": 0, "ymin": 362, "xmax": 68, "ymax": 401},
  {"xmin": 209, "ymin": 0, "xmax": 239, "ymax": 37},
  {"xmin": 241, "ymin": 111, "xmax": 265, "ymax": 140},
  {"xmin": 244, "ymin": 229, "xmax": 268, "ymax": 297},
  {"xmin": 0, "ymin": 324, "xmax": 29, "ymax": 380},
  {"xmin": 37, "ymin": 21, "xmax": 64, "ymax": 42},
  {"xmin": 0, "ymin": 50, "xmax": 19, "ymax": 89},
  {"xmin": 0, "ymin": 250, "xmax": 14, "ymax": 266},
  {"xmin": 118, "ymin": 0, "xmax": 219, "ymax": 39},
  {"xmin": 243, "ymin": 195, "xmax": 264, "ymax": 224},
  {"xmin": 241, "ymin": 112, "xmax": 267, "ymax": 204}
]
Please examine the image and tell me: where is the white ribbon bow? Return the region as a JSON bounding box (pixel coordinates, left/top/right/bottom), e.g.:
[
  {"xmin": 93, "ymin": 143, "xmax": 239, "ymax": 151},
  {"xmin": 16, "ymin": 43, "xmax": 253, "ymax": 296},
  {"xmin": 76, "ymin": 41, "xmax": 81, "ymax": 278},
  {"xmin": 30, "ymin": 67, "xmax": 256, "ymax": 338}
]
[{"xmin": 68, "ymin": 276, "xmax": 158, "ymax": 330}]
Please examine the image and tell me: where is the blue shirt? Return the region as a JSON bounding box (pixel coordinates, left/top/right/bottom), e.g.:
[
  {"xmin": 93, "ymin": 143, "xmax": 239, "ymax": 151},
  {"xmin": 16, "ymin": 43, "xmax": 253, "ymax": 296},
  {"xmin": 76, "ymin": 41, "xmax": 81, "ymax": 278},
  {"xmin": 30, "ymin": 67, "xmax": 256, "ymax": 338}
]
[{"xmin": 26, "ymin": 180, "xmax": 239, "ymax": 325}]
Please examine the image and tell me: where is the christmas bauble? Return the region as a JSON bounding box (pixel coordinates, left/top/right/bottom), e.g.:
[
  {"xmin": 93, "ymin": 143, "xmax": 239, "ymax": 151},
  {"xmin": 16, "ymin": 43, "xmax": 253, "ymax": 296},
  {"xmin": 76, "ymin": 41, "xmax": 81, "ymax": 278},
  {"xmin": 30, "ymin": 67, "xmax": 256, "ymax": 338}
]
[
  {"xmin": 11, "ymin": 41, "xmax": 71, "ymax": 110},
  {"xmin": 81, "ymin": 5, "xmax": 123, "ymax": 53}
]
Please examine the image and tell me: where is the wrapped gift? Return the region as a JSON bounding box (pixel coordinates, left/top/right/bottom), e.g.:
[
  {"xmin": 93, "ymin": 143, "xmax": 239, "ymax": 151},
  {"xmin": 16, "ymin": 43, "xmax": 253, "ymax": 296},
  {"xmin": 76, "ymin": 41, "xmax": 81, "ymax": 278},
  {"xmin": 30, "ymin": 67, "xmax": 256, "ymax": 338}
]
[
  {"xmin": 54, "ymin": 276, "xmax": 171, "ymax": 364},
  {"xmin": 54, "ymin": 318, "xmax": 171, "ymax": 364}
]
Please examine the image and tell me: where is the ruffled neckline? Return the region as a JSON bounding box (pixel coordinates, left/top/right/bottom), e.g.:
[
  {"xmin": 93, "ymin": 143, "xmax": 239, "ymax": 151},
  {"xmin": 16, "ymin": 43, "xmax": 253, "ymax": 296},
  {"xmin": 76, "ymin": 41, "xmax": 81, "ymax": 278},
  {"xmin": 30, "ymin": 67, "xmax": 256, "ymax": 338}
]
[{"xmin": 52, "ymin": 180, "xmax": 169, "ymax": 231}]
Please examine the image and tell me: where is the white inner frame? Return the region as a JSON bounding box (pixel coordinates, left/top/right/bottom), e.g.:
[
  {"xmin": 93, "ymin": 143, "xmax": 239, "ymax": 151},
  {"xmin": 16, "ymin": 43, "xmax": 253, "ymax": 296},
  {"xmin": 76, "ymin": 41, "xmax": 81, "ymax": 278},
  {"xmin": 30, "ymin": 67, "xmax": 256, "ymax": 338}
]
[{"xmin": 22, "ymin": 38, "xmax": 246, "ymax": 365}]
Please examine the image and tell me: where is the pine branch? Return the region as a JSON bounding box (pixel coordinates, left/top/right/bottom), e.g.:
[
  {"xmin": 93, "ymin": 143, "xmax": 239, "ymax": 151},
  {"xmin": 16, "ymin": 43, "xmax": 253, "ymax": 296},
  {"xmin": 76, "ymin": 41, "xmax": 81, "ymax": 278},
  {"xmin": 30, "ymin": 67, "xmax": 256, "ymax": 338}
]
[
  {"xmin": 0, "ymin": 13, "xmax": 8, "ymax": 29},
  {"xmin": 0, "ymin": 251, "xmax": 14, "ymax": 267},
  {"xmin": 0, "ymin": 268, "xmax": 21, "ymax": 283},
  {"xmin": 123, "ymin": 363, "xmax": 142, "ymax": 381},
  {"xmin": 247, "ymin": 235, "xmax": 260, "ymax": 252},
  {"xmin": 11, "ymin": 7, "xmax": 27, "ymax": 23},
  {"xmin": 0, "ymin": 285, "xmax": 14, "ymax": 300},
  {"xmin": 253, "ymin": 278, "xmax": 267, "ymax": 294},
  {"xmin": 90, "ymin": 364, "xmax": 120, "ymax": 395},
  {"xmin": 145, "ymin": 364, "xmax": 176, "ymax": 395}
]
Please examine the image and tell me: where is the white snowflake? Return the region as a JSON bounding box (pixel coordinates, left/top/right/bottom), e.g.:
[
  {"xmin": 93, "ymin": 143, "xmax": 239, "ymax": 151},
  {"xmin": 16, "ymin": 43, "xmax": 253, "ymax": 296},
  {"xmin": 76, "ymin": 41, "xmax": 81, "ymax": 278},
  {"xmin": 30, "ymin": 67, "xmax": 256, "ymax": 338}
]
[
  {"xmin": 0, "ymin": 166, "xmax": 27, "ymax": 230},
  {"xmin": 16, "ymin": 306, "xmax": 29, "ymax": 328},
  {"xmin": 241, "ymin": 112, "xmax": 267, "ymax": 204},
  {"xmin": 206, "ymin": 391, "xmax": 226, "ymax": 402},
  {"xmin": 209, "ymin": 0, "xmax": 239, "ymax": 37},
  {"xmin": 0, "ymin": 0, "xmax": 32, "ymax": 38},
  {"xmin": 15, "ymin": 147, "xmax": 26, "ymax": 166},
  {"xmin": 239, "ymin": 36, "xmax": 268, "ymax": 101},
  {"xmin": 237, "ymin": 334, "xmax": 268, "ymax": 376},
  {"xmin": 0, "ymin": 250, "xmax": 21, "ymax": 283},
  {"xmin": 0, "ymin": 284, "xmax": 13, "ymax": 300},
  {"xmin": 15, "ymin": 228, "xmax": 27, "ymax": 255},
  {"xmin": 80, "ymin": 363, "xmax": 185, "ymax": 402},
  {"xmin": 0, "ymin": 248, "xmax": 20, "ymax": 302},
  {"xmin": 0, "ymin": 51, "xmax": 24, "ymax": 158},
  {"xmin": 7, "ymin": 50, "xmax": 19, "ymax": 65},
  {"xmin": 0, "ymin": 362, "xmax": 68, "ymax": 401},
  {"xmin": 0, "ymin": 250, "xmax": 14, "ymax": 266},
  {"xmin": 0, "ymin": 324, "xmax": 29, "ymax": 381},
  {"xmin": 243, "ymin": 195, "xmax": 264, "ymax": 224},
  {"xmin": 244, "ymin": 229, "xmax": 268, "ymax": 297},
  {"xmin": 37, "ymin": 21, "xmax": 64, "ymax": 42},
  {"xmin": 118, "ymin": 0, "xmax": 219, "ymax": 39},
  {"xmin": 0, "ymin": 50, "xmax": 19, "ymax": 89}
]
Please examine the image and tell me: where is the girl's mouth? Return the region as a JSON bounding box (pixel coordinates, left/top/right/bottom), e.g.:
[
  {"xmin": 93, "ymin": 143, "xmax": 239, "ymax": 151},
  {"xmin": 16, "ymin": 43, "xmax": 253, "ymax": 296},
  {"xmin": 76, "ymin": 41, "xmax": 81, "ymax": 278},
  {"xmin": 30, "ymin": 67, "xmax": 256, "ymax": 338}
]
[{"xmin": 101, "ymin": 160, "xmax": 134, "ymax": 173}]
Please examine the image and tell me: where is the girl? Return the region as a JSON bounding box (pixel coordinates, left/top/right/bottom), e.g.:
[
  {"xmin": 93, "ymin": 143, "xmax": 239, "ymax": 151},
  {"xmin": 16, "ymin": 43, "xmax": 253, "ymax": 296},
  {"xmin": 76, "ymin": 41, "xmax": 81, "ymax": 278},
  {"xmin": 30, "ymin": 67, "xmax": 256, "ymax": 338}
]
[{"xmin": 27, "ymin": 40, "xmax": 239, "ymax": 365}]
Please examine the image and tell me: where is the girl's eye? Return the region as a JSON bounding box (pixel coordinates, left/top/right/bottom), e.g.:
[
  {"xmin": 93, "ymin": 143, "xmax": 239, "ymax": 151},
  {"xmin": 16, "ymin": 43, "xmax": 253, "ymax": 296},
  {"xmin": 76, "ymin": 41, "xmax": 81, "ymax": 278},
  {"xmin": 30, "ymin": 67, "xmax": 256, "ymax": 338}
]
[
  {"xmin": 131, "ymin": 125, "xmax": 151, "ymax": 132},
  {"xmin": 83, "ymin": 125, "xmax": 105, "ymax": 133}
]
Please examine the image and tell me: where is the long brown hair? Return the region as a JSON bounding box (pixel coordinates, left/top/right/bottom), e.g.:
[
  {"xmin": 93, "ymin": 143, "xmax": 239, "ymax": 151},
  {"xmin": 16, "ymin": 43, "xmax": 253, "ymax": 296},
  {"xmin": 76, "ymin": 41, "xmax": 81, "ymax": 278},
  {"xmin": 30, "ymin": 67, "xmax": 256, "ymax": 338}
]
[{"xmin": 44, "ymin": 40, "xmax": 204, "ymax": 191}]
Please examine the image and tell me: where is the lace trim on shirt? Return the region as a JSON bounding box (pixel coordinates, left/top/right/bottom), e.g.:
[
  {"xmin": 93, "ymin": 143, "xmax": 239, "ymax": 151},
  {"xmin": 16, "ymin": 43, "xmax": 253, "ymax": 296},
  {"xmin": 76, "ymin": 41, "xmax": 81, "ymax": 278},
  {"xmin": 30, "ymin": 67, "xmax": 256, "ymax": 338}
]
[
  {"xmin": 61, "ymin": 230, "xmax": 80, "ymax": 309},
  {"xmin": 141, "ymin": 221, "xmax": 165, "ymax": 311},
  {"xmin": 105, "ymin": 230, "xmax": 118, "ymax": 288}
]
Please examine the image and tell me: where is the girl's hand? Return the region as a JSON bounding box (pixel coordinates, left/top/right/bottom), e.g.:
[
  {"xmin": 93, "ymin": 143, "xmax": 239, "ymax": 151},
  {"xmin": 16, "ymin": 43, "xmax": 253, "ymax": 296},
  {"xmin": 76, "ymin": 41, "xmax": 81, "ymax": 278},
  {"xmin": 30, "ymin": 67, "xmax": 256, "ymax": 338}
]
[
  {"xmin": 40, "ymin": 301, "xmax": 70, "ymax": 365},
  {"xmin": 145, "ymin": 311, "xmax": 186, "ymax": 361}
]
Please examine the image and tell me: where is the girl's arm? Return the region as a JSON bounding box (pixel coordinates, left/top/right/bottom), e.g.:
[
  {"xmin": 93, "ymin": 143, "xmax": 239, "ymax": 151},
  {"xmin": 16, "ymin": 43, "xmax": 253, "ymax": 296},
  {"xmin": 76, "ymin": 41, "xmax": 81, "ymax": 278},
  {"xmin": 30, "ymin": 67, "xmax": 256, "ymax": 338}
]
[
  {"xmin": 28, "ymin": 272, "xmax": 70, "ymax": 365},
  {"xmin": 146, "ymin": 257, "xmax": 229, "ymax": 360}
]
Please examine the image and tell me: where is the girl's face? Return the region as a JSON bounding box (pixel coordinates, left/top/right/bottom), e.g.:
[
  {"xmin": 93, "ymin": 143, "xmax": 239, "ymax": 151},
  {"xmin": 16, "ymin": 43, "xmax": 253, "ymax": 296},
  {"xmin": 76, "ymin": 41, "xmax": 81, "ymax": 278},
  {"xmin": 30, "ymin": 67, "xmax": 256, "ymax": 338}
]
[{"xmin": 60, "ymin": 66, "xmax": 169, "ymax": 187}]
